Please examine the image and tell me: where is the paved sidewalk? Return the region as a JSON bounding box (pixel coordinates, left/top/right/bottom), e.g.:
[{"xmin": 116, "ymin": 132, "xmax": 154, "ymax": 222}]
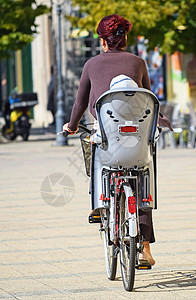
[{"xmin": 0, "ymin": 133, "xmax": 196, "ymax": 299}]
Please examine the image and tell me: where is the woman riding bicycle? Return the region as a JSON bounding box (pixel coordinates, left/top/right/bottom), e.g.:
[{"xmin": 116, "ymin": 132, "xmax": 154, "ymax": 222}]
[{"xmin": 63, "ymin": 14, "xmax": 171, "ymax": 266}]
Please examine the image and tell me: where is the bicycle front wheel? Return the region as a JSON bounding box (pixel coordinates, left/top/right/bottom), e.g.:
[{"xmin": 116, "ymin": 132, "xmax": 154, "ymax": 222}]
[
  {"xmin": 119, "ymin": 192, "xmax": 136, "ymax": 291},
  {"xmin": 102, "ymin": 210, "xmax": 117, "ymax": 280}
]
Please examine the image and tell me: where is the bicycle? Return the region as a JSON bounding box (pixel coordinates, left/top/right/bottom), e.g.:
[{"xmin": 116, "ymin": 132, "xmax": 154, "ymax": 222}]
[
  {"xmin": 99, "ymin": 168, "xmax": 154, "ymax": 291},
  {"xmin": 60, "ymin": 87, "xmax": 159, "ymax": 291}
]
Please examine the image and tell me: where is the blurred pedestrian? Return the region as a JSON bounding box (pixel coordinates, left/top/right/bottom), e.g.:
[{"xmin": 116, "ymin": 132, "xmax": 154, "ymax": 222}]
[{"xmin": 47, "ymin": 66, "xmax": 56, "ymax": 126}]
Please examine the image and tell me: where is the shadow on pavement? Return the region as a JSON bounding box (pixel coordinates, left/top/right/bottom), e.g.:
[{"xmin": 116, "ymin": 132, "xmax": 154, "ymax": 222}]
[{"xmin": 134, "ymin": 269, "xmax": 196, "ymax": 292}]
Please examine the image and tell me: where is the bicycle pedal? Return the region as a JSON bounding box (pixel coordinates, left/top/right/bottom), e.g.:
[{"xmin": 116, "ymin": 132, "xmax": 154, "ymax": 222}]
[
  {"xmin": 88, "ymin": 215, "xmax": 101, "ymax": 223},
  {"xmin": 99, "ymin": 227, "xmax": 104, "ymax": 232},
  {"xmin": 136, "ymin": 264, "xmax": 152, "ymax": 270}
]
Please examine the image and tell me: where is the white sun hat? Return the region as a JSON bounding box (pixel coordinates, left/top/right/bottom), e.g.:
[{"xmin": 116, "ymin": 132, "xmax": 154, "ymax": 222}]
[{"xmin": 110, "ymin": 74, "xmax": 138, "ymax": 89}]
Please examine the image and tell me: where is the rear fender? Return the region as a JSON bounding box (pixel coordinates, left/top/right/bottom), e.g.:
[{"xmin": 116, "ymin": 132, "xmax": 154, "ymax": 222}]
[{"xmin": 123, "ymin": 183, "xmax": 138, "ymax": 237}]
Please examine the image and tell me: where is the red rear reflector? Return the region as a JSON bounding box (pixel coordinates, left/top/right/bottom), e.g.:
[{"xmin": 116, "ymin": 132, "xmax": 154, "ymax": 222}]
[
  {"xmin": 142, "ymin": 194, "xmax": 153, "ymax": 203},
  {"xmin": 128, "ymin": 196, "xmax": 136, "ymax": 214},
  {"xmin": 99, "ymin": 193, "xmax": 105, "ymax": 201},
  {"xmin": 119, "ymin": 126, "xmax": 138, "ymax": 133}
]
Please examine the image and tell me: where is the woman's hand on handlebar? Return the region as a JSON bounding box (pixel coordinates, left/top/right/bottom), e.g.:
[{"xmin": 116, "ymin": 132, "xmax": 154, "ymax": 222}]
[{"xmin": 63, "ymin": 123, "xmax": 79, "ymax": 135}]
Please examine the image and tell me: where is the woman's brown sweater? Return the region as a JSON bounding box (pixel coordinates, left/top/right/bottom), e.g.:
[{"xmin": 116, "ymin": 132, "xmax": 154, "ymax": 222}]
[{"xmin": 68, "ymin": 49, "xmax": 172, "ymax": 131}]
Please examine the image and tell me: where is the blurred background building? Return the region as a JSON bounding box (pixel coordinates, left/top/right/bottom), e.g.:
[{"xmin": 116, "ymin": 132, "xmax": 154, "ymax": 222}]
[{"xmin": 0, "ymin": 0, "xmax": 196, "ymax": 128}]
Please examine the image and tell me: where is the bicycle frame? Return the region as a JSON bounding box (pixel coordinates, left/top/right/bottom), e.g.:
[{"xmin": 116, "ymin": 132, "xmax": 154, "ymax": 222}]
[{"xmin": 101, "ymin": 170, "xmax": 142, "ymax": 243}]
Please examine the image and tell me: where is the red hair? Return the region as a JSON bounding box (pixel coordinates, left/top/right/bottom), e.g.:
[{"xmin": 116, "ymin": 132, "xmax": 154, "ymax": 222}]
[{"xmin": 97, "ymin": 14, "xmax": 132, "ymax": 49}]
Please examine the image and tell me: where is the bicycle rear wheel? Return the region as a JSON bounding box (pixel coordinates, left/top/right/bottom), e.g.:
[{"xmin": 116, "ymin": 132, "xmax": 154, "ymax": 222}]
[
  {"xmin": 102, "ymin": 209, "xmax": 117, "ymax": 280},
  {"xmin": 119, "ymin": 192, "xmax": 136, "ymax": 291}
]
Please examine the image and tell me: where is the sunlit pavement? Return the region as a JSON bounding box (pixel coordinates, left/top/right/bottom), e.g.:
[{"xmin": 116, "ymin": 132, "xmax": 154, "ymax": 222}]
[{"xmin": 0, "ymin": 133, "xmax": 196, "ymax": 299}]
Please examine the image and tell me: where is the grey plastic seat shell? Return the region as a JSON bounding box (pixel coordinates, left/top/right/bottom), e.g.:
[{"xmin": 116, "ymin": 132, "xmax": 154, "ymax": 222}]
[
  {"xmin": 95, "ymin": 87, "xmax": 159, "ymax": 168},
  {"xmin": 91, "ymin": 87, "xmax": 159, "ymax": 212}
]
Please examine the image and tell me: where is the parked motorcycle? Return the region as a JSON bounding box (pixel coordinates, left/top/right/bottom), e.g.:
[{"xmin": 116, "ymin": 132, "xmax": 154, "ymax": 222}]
[{"xmin": 2, "ymin": 92, "xmax": 38, "ymax": 141}]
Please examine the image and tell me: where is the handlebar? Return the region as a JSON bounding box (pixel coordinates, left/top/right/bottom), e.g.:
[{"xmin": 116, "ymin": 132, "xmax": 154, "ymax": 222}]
[
  {"xmin": 57, "ymin": 130, "xmax": 69, "ymax": 137},
  {"xmin": 78, "ymin": 124, "xmax": 91, "ymax": 134},
  {"xmin": 57, "ymin": 124, "xmax": 91, "ymax": 137}
]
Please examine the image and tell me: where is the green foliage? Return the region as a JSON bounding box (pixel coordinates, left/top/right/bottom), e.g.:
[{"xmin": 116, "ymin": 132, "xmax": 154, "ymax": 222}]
[
  {"xmin": 68, "ymin": 0, "xmax": 196, "ymax": 54},
  {"xmin": 0, "ymin": 0, "xmax": 49, "ymax": 58}
]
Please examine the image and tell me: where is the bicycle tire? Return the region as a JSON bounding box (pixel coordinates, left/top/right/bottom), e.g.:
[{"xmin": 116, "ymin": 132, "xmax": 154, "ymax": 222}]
[
  {"xmin": 2, "ymin": 125, "xmax": 16, "ymax": 141},
  {"xmin": 102, "ymin": 209, "xmax": 117, "ymax": 280},
  {"xmin": 119, "ymin": 192, "xmax": 136, "ymax": 291},
  {"xmin": 22, "ymin": 130, "xmax": 29, "ymax": 141}
]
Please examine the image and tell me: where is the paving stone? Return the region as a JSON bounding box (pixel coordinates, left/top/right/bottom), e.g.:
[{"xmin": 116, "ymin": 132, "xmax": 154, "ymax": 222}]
[{"xmin": 0, "ymin": 135, "xmax": 196, "ymax": 299}]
